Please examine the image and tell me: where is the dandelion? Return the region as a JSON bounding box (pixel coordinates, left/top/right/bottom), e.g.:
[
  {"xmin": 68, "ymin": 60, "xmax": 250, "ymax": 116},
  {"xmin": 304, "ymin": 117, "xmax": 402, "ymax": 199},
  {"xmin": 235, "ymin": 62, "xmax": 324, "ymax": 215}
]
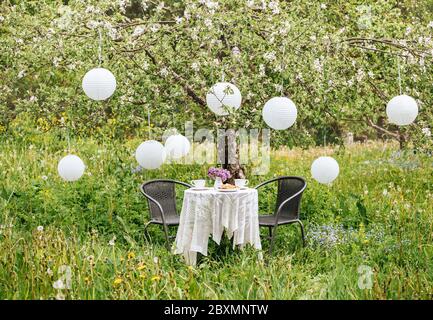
[
  {"xmin": 37, "ymin": 226, "xmax": 44, "ymax": 232},
  {"xmin": 127, "ymin": 252, "xmax": 136, "ymax": 260},
  {"xmin": 137, "ymin": 263, "xmax": 146, "ymax": 271},
  {"xmin": 151, "ymin": 275, "xmax": 161, "ymax": 282},
  {"xmin": 113, "ymin": 277, "xmax": 123, "ymax": 286}
]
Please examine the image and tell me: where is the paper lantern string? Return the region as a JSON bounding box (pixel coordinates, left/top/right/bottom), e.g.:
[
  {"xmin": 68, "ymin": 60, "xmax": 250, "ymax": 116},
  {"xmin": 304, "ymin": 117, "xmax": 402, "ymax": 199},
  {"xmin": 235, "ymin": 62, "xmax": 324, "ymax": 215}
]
[
  {"xmin": 280, "ymin": 45, "xmax": 286, "ymax": 95},
  {"xmin": 98, "ymin": 27, "xmax": 103, "ymax": 66},
  {"xmin": 147, "ymin": 105, "xmax": 151, "ymax": 140},
  {"xmin": 397, "ymin": 56, "xmax": 402, "ymax": 95}
]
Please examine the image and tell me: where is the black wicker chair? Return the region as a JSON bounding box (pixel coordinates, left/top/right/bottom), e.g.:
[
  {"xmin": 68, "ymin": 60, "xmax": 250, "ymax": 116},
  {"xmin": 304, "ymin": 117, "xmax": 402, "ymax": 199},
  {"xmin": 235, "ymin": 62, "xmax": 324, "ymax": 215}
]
[
  {"xmin": 255, "ymin": 176, "xmax": 307, "ymax": 254},
  {"xmin": 140, "ymin": 179, "xmax": 192, "ymax": 249}
]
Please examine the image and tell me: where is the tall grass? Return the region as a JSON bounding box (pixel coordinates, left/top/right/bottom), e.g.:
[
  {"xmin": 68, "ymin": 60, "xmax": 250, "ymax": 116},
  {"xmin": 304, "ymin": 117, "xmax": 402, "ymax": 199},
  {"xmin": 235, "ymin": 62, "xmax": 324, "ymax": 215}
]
[{"xmin": 0, "ymin": 133, "xmax": 432, "ymax": 299}]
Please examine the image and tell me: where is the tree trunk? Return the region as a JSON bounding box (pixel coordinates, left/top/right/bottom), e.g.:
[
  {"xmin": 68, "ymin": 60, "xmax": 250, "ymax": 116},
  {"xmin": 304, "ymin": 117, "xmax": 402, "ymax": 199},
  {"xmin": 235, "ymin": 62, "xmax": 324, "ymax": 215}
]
[{"xmin": 219, "ymin": 129, "xmax": 245, "ymax": 184}]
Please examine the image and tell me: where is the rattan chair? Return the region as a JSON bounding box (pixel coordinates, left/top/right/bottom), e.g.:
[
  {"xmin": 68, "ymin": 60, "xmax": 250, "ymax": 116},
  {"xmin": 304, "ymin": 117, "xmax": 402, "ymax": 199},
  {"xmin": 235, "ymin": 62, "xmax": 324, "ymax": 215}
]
[
  {"xmin": 255, "ymin": 176, "xmax": 307, "ymax": 254},
  {"xmin": 140, "ymin": 179, "xmax": 192, "ymax": 249}
]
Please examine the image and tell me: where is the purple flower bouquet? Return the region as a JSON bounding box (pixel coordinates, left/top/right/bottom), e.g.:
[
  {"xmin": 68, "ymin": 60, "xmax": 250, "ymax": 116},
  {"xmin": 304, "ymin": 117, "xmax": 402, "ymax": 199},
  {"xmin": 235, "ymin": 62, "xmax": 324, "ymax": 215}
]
[{"xmin": 207, "ymin": 167, "xmax": 231, "ymax": 182}]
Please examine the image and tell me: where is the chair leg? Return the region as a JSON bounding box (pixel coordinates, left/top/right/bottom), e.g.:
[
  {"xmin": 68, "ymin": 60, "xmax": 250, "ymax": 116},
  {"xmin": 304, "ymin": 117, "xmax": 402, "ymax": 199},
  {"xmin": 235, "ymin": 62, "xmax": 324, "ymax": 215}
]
[
  {"xmin": 162, "ymin": 224, "xmax": 171, "ymax": 251},
  {"xmin": 268, "ymin": 225, "xmax": 278, "ymax": 256},
  {"xmin": 296, "ymin": 220, "xmax": 306, "ymax": 247},
  {"xmin": 268, "ymin": 226, "xmax": 273, "ymax": 239}
]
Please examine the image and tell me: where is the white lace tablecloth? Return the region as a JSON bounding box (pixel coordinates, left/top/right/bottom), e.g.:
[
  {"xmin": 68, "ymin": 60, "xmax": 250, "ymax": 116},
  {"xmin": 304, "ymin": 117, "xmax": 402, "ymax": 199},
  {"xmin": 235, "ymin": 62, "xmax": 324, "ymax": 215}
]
[{"xmin": 174, "ymin": 188, "xmax": 262, "ymax": 265}]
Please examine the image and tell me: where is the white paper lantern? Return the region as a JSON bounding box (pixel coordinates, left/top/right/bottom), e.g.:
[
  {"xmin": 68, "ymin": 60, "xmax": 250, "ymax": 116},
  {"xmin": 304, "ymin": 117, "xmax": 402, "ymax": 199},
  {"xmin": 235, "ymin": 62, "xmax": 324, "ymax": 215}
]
[
  {"xmin": 311, "ymin": 156, "xmax": 340, "ymax": 184},
  {"xmin": 386, "ymin": 95, "xmax": 418, "ymax": 126},
  {"xmin": 262, "ymin": 97, "xmax": 297, "ymax": 130},
  {"xmin": 58, "ymin": 154, "xmax": 85, "ymax": 182},
  {"xmin": 165, "ymin": 134, "xmax": 191, "ymax": 159},
  {"xmin": 82, "ymin": 67, "xmax": 116, "ymax": 101},
  {"xmin": 135, "ymin": 140, "xmax": 166, "ymax": 170},
  {"xmin": 206, "ymin": 82, "xmax": 242, "ymax": 116}
]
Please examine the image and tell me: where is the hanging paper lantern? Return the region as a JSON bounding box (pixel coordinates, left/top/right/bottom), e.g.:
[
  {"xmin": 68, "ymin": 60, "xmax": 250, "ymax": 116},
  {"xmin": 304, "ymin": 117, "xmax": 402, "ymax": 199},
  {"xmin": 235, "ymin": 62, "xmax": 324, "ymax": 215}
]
[
  {"xmin": 311, "ymin": 156, "xmax": 339, "ymax": 184},
  {"xmin": 386, "ymin": 94, "xmax": 418, "ymax": 126},
  {"xmin": 82, "ymin": 67, "xmax": 116, "ymax": 101},
  {"xmin": 206, "ymin": 82, "xmax": 242, "ymax": 116},
  {"xmin": 135, "ymin": 140, "xmax": 166, "ymax": 170},
  {"xmin": 262, "ymin": 97, "xmax": 297, "ymax": 130},
  {"xmin": 58, "ymin": 154, "xmax": 85, "ymax": 182},
  {"xmin": 165, "ymin": 134, "xmax": 191, "ymax": 159}
]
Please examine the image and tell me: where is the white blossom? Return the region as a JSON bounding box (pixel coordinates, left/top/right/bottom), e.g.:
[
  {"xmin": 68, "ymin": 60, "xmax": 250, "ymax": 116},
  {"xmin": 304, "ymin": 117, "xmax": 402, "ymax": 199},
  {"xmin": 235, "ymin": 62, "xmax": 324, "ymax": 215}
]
[
  {"xmin": 320, "ymin": 3, "xmax": 327, "ymax": 9},
  {"xmin": 428, "ymin": 21, "xmax": 433, "ymax": 28},
  {"xmin": 263, "ymin": 51, "xmax": 276, "ymax": 61},
  {"xmin": 108, "ymin": 235, "xmax": 116, "ymax": 246},
  {"xmin": 150, "ymin": 24, "xmax": 160, "ymax": 33},
  {"xmin": 382, "ymin": 189, "xmax": 388, "ymax": 196},
  {"xmin": 53, "ymin": 57, "xmax": 62, "ymax": 68},
  {"xmin": 175, "ymin": 16, "xmax": 183, "ymax": 24},
  {"xmin": 132, "ymin": 26, "xmax": 145, "ymax": 37},
  {"xmin": 143, "ymin": 61, "xmax": 149, "ymax": 70},
  {"xmin": 191, "ymin": 62, "xmax": 200, "ymax": 72},
  {"xmin": 156, "ymin": 2, "xmax": 165, "ymax": 12},
  {"xmin": 0, "ymin": 15, "xmax": 4, "ymax": 23},
  {"xmin": 160, "ymin": 67, "xmax": 169, "ymax": 77},
  {"xmin": 53, "ymin": 279, "xmax": 65, "ymax": 290},
  {"xmin": 422, "ymin": 127, "xmax": 431, "ymax": 137},
  {"xmin": 29, "ymin": 96, "xmax": 38, "ymax": 102},
  {"xmin": 37, "ymin": 226, "xmax": 44, "ymax": 232},
  {"xmin": 246, "ymin": 0, "xmax": 255, "ymax": 8},
  {"xmin": 204, "ymin": 18, "xmax": 213, "ymax": 28},
  {"xmin": 313, "ymin": 58, "xmax": 323, "ymax": 72},
  {"xmin": 18, "ymin": 70, "xmax": 26, "ymax": 79},
  {"xmin": 41, "ymin": 175, "xmax": 48, "ymax": 181}
]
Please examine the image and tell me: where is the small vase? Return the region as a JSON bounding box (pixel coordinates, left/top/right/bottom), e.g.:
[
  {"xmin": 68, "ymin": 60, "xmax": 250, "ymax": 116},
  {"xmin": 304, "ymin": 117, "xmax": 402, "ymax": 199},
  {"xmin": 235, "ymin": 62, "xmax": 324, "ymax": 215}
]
[{"xmin": 214, "ymin": 177, "xmax": 223, "ymax": 189}]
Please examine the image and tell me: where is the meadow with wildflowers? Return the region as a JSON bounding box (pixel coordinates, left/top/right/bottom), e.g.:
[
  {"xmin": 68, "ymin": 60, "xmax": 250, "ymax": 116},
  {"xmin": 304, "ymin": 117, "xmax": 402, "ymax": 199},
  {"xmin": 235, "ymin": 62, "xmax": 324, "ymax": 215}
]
[{"xmin": 0, "ymin": 130, "xmax": 432, "ymax": 299}]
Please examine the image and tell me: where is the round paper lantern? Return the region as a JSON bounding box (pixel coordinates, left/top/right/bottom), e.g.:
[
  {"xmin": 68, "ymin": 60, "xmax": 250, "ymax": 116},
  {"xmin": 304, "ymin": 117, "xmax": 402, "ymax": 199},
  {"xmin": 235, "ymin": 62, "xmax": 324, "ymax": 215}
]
[
  {"xmin": 82, "ymin": 68, "xmax": 116, "ymax": 101},
  {"xmin": 386, "ymin": 95, "xmax": 418, "ymax": 126},
  {"xmin": 262, "ymin": 97, "xmax": 297, "ymax": 130},
  {"xmin": 135, "ymin": 140, "xmax": 166, "ymax": 169},
  {"xmin": 206, "ymin": 82, "xmax": 242, "ymax": 116},
  {"xmin": 165, "ymin": 134, "xmax": 191, "ymax": 159},
  {"xmin": 58, "ymin": 155, "xmax": 85, "ymax": 182},
  {"xmin": 311, "ymin": 156, "xmax": 340, "ymax": 184}
]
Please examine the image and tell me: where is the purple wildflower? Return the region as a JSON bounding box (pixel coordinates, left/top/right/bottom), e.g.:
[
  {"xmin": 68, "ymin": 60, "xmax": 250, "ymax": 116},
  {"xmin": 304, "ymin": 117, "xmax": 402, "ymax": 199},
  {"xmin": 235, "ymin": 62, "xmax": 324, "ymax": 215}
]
[{"xmin": 207, "ymin": 167, "xmax": 231, "ymax": 182}]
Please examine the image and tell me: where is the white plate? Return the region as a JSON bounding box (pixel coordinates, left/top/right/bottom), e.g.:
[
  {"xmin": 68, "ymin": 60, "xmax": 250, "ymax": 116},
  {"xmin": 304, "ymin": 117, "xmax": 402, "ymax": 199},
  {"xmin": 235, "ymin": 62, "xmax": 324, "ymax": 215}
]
[
  {"xmin": 217, "ymin": 188, "xmax": 239, "ymax": 192},
  {"xmin": 238, "ymin": 187, "xmax": 249, "ymax": 190},
  {"xmin": 190, "ymin": 187, "xmax": 209, "ymax": 191}
]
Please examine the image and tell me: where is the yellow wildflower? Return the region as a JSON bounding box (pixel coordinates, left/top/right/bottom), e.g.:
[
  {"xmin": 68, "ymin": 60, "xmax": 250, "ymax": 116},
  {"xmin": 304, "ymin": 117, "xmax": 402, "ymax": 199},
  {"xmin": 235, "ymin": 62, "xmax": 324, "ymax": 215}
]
[
  {"xmin": 139, "ymin": 273, "xmax": 146, "ymax": 279},
  {"xmin": 127, "ymin": 252, "xmax": 136, "ymax": 260},
  {"xmin": 113, "ymin": 277, "xmax": 123, "ymax": 286},
  {"xmin": 137, "ymin": 263, "xmax": 146, "ymax": 271},
  {"xmin": 151, "ymin": 275, "xmax": 161, "ymax": 282}
]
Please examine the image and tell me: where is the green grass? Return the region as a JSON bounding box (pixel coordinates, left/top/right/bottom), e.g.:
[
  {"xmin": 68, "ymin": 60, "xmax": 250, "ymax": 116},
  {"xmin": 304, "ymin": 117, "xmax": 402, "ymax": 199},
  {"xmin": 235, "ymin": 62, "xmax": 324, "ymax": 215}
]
[{"xmin": 0, "ymin": 133, "xmax": 432, "ymax": 299}]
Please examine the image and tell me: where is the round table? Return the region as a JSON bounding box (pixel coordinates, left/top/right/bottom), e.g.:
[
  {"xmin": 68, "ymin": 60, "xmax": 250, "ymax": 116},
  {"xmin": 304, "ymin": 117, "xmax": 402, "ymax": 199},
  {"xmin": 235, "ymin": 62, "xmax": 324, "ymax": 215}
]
[{"xmin": 174, "ymin": 187, "xmax": 262, "ymax": 265}]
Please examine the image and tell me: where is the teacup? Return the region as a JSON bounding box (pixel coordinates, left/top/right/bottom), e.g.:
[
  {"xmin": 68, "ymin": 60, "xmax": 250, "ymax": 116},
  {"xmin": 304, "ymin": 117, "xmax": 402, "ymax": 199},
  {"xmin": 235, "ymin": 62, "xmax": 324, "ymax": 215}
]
[
  {"xmin": 191, "ymin": 179, "xmax": 206, "ymax": 188},
  {"xmin": 234, "ymin": 179, "xmax": 249, "ymax": 188}
]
